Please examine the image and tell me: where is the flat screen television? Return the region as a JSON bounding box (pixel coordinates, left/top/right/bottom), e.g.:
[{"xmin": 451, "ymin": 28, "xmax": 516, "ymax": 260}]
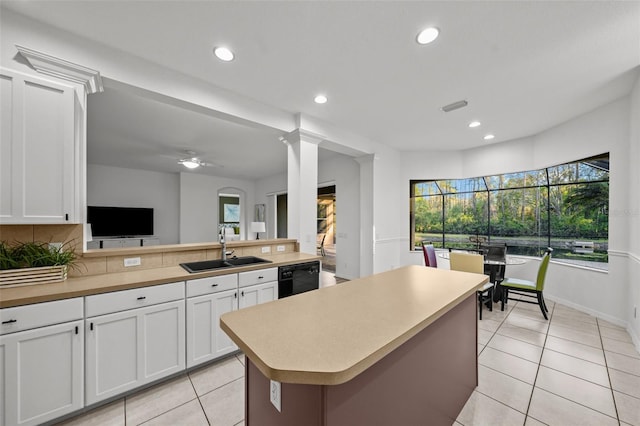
[{"xmin": 88, "ymin": 206, "xmax": 154, "ymax": 237}]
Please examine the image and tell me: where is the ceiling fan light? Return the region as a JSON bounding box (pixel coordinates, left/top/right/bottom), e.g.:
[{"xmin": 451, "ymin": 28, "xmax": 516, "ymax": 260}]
[{"xmin": 180, "ymin": 158, "xmax": 200, "ymax": 169}]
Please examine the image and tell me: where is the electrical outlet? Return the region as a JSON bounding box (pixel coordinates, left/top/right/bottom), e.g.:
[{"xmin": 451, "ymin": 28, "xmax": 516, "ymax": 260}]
[
  {"xmin": 276, "ymin": 245, "xmax": 285, "ymax": 252},
  {"xmin": 270, "ymin": 380, "xmax": 281, "ymax": 412},
  {"xmin": 261, "ymin": 246, "xmax": 271, "ymax": 254},
  {"xmin": 48, "ymin": 242, "xmax": 63, "ymax": 251},
  {"xmin": 124, "ymin": 257, "xmax": 141, "ymax": 267}
]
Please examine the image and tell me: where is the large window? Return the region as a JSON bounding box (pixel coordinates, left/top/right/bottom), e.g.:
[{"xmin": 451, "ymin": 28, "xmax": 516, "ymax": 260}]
[{"xmin": 410, "ymin": 154, "xmax": 609, "ymax": 269}]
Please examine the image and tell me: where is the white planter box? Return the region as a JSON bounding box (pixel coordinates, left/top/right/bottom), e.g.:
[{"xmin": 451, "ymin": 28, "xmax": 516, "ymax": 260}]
[{"xmin": 0, "ymin": 265, "xmax": 68, "ymax": 287}]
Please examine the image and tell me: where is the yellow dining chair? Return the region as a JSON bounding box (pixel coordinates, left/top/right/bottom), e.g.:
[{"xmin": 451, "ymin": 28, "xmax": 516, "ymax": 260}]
[{"xmin": 450, "ymin": 252, "xmax": 493, "ymax": 320}]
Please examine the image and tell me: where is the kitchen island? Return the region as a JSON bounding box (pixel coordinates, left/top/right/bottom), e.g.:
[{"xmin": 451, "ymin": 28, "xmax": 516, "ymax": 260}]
[{"xmin": 220, "ymin": 265, "xmax": 488, "ymax": 425}]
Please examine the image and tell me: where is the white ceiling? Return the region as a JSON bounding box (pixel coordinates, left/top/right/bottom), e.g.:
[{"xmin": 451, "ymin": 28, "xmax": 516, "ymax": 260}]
[{"xmin": 3, "ymin": 1, "xmax": 639, "ymax": 179}]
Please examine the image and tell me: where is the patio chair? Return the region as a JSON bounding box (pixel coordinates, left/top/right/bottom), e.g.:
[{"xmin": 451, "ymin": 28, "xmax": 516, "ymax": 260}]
[
  {"xmin": 317, "ymin": 233, "xmax": 326, "ymax": 256},
  {"xmin": 500, "ymin": 248, "xmax": 553, "ymax": 320},
  {"xmin": 421, "ymin": 242, "xmax": 437, "ymax": 268}
]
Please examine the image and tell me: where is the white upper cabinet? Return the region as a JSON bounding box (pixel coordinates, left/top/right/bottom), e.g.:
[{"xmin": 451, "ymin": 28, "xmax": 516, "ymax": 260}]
[{"xmin": 0, "ymin": 67, "xmax": 77, "ymax": 224}]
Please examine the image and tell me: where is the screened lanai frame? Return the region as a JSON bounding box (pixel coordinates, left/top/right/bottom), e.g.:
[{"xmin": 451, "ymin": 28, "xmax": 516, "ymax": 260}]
[{"xmin": 410, "ymin": 153, "xmax": 610, "ymax": 268}]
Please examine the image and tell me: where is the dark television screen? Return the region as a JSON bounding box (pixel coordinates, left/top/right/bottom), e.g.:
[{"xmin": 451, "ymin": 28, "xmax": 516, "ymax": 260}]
[{"xmin": 88, "ymin": 206, "xmax": 154, "ymax": 237}]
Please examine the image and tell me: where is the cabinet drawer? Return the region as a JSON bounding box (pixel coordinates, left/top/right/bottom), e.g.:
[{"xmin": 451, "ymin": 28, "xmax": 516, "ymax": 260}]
[
  {"xmin": 187, "ymin": 274, "xmax": 238, "ymax": 298},
  {"xmin": 86, "ymin": 281, "xmax": 185, "ymax": 317},
  {"xmin": 238, "ymin": 267, "xmax": 278, "ymax": 288},
  {"xmin": 0, "ymin": 298, "xmax": 83, "ymax": 335}
]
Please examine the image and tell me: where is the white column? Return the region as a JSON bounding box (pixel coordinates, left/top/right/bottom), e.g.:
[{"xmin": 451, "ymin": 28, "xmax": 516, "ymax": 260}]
[
  {"xmin": 356, "ymin": 154, "xmax": 375, "ymax": 276},
  {"xmin": 286, "ymin": 129, "xmax": 323, "ymax": 254}
]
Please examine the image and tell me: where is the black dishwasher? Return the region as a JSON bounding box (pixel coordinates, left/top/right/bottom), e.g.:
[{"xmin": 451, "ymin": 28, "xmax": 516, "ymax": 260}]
[{"xmin": 278, "ymin": 261, "xmax": 320, "ymax": 298}]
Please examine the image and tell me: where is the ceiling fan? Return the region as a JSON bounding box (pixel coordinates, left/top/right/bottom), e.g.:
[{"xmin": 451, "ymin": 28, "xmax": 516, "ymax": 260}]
[{"xmin": 176, "ymin": 150, "xmax": 221, "ymax": 170}]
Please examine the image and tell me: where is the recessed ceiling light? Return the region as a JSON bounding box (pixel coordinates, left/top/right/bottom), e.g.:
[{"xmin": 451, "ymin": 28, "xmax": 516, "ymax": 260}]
[
  {"xmin": 484, "ymin": 134, "xmax": 495, "ymax": 140},
  {"xmin": 416, "ymin": 27, "xmax": 439, "ymax": 45},
  {"xmin": 314, "ymin": 94, "xmax": 328, "ymax": 104},
  {"xmin": 214, "ymin": 46, "xmax": 234, "ymax": 62},
  {"xmin": 468, "ymin": 121, "xmax": 481, "ymax": 128}
]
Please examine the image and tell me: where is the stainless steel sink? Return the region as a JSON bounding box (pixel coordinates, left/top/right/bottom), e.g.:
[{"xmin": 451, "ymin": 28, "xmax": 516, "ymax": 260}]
[{"xmin": 180, "ymin": 256, "xmax": 271, "ymax": 273}]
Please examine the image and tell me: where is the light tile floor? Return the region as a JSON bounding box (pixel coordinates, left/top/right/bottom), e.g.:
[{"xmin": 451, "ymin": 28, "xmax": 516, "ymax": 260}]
[
  {"xmin": 57, "ymin": 298, "xmax": 640, "ymax": 426},
  {"xmin": 459, "ymin": 298, "xmax": 640, "ymax": 426}
]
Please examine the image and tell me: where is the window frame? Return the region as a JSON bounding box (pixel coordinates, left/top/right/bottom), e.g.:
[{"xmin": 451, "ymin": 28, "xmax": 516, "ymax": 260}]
[{"xmin": 410, "ymin": 154, "xmax": 610, "ymax": 268}]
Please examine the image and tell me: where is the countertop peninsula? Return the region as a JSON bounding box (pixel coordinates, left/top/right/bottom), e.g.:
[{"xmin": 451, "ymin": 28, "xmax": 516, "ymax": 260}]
[
  {"xmin": 220, "ymin": 265, "xmax": 488, "ymax": 386},
  {"xmin": 0, "ymin": 252, "xmax": 320, "ymax": 308}
]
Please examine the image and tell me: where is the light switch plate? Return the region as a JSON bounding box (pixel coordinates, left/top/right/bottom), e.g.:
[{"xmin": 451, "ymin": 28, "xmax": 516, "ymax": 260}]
[
  {"xmin": 124, "ymin": 257, "xmax": 141, "ymax": 267},
  {"xmin": 261, "ymin": 246, "xmax": 271, "ymax": 254},
  {"xmin": 270, "ymin": 380, "xmax": 281, "ymax": 412}
]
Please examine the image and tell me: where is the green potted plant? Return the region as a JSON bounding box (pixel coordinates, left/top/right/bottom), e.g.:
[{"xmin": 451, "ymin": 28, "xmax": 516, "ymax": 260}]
[{"xmin": 0, "ymin": 241, "xmax": 77, "ymax": 286}]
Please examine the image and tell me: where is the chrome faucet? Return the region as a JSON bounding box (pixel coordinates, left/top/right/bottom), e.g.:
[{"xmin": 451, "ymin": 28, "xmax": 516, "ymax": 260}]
[{"xmin": 220, "ymin": 230, "xmax": 235, "ymax": 261}]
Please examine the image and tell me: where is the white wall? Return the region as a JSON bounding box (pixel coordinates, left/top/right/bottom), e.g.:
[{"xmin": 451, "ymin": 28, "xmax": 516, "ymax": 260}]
[
  {"xmin": 87, "ymin": 164, "xmax": 261, "ymax": 245},
  {"xmin": 87, "ymin": 164, "xmax": 180, "ymax": 244},
  {"xmin": 318, "ymin": 155, "xmax": 361, "ymax": 280},
  {"xmin": 180, "ymin": 173, "xmax": 256, "ymax": 244},
  {"xmin": 627, "ymin": 73, "xmax": 640, "ymax": 347},
  {"xmin": 254, "ymin": 173, "xmax": 287, "ymax": 240}
]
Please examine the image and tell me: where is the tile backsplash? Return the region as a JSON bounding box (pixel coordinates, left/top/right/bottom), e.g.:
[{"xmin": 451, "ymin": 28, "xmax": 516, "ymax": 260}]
[{"xmin": 0, "ymin": 224, "xmax": 83, "ymax": 253}]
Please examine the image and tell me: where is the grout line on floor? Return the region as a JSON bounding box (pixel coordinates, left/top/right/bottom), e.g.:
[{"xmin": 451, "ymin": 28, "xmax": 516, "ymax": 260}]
[
  {"xmin": 522, "ymin": 300, "xmax": 553, "ymax": 422},
  {"xmin": 187, "ymin": 372, "xmax": 212, "ymax": 426},
  {"xmin": 596, "ymin": 317, "xmax": 621, "ymax": 422},
  {"xmin": 136, "ymin": 398, "xmax": 201, "ymax": 426},
  {"xmin": 531, "ymin": 386, "xmax": 620, "ymax": 423}
]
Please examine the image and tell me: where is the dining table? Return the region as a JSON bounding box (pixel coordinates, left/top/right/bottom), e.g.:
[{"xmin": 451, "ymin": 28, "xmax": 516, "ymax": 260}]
[{"xmin": 437, "ymin": 251, "xmax": 527, "ymax": 302}]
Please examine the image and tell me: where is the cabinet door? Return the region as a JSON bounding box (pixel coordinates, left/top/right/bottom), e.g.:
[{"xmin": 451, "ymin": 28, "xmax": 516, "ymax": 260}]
[
  {"xmin": 0, "ymin": 320, "xmax": 83, "ymax": 426},
  {"xmin": 186, "ymin": 288, "xmax": 238, "ymax": 368},
  {"xmin": 0, "ymin": 67, "xmax": 76, "ymax": 224},
  {"xmin": 239, "ymin": 281, "xmax": 277, "ymax": 310},
  {"xmin": 85, "ymin": 308, "xmax": 138, "ymax": 405},
  {"xmin": 85, "ymin": 300, "xmax": 185, "ymax": 405},
  {"xmin": 141, "ymin": 300, "xmax": 185, "ymax": 382}
]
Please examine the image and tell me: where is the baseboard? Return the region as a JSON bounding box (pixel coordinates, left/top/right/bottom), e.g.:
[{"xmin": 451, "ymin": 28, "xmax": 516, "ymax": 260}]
[
  {"xmin": 628, "ymin": 325, "xmax": 640, "ymax": 354},
  {"xmin": 545, "ymin": 295, "xmax": 627, "ymax": 327},
  {"xmin": 546, "ymin": 294, "xmax": 640, "ymax": 354}
]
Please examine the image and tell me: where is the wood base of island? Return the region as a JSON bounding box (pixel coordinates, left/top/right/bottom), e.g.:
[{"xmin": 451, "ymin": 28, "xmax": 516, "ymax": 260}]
[{"xmin": 245, "ymin": 294, "xmax": 477, "ymax": 426}]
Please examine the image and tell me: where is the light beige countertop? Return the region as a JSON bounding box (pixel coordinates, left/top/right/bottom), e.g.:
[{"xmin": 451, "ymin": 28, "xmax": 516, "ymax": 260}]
[
  {"xmin": 220, "ymin": 265, "xmax": 488, "ymax": 386},
  {"xmin": 0, "ymin": 252, "xmax": 320, "ymax": 308}
]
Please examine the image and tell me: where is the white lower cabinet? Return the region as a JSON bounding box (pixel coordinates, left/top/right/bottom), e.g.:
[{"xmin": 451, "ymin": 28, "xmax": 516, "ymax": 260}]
[
  {"xmin": 239, "ymin": 281, "xmax": 277, "ymax": 309},
  {"xmin": 238, "ymin": 268, "xmax": 278, "ymax": 310},
  {"xmin": 186, "ymin": 269, "xmax": 277, "ymax": 369},
  {"xmin": 0, "ymin": 299, "xmax": 84, "ymax": 426},
  {"xmin": 186, "ymin": 274, "xmax": 239, "ymax": 368},
  {"xmin": 84, "ymin": 282, "xmax": 185, "ymax": 405},
  {"xmin": 0, "ymin": 264, "xmax": 285, "ymax": 424}
]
